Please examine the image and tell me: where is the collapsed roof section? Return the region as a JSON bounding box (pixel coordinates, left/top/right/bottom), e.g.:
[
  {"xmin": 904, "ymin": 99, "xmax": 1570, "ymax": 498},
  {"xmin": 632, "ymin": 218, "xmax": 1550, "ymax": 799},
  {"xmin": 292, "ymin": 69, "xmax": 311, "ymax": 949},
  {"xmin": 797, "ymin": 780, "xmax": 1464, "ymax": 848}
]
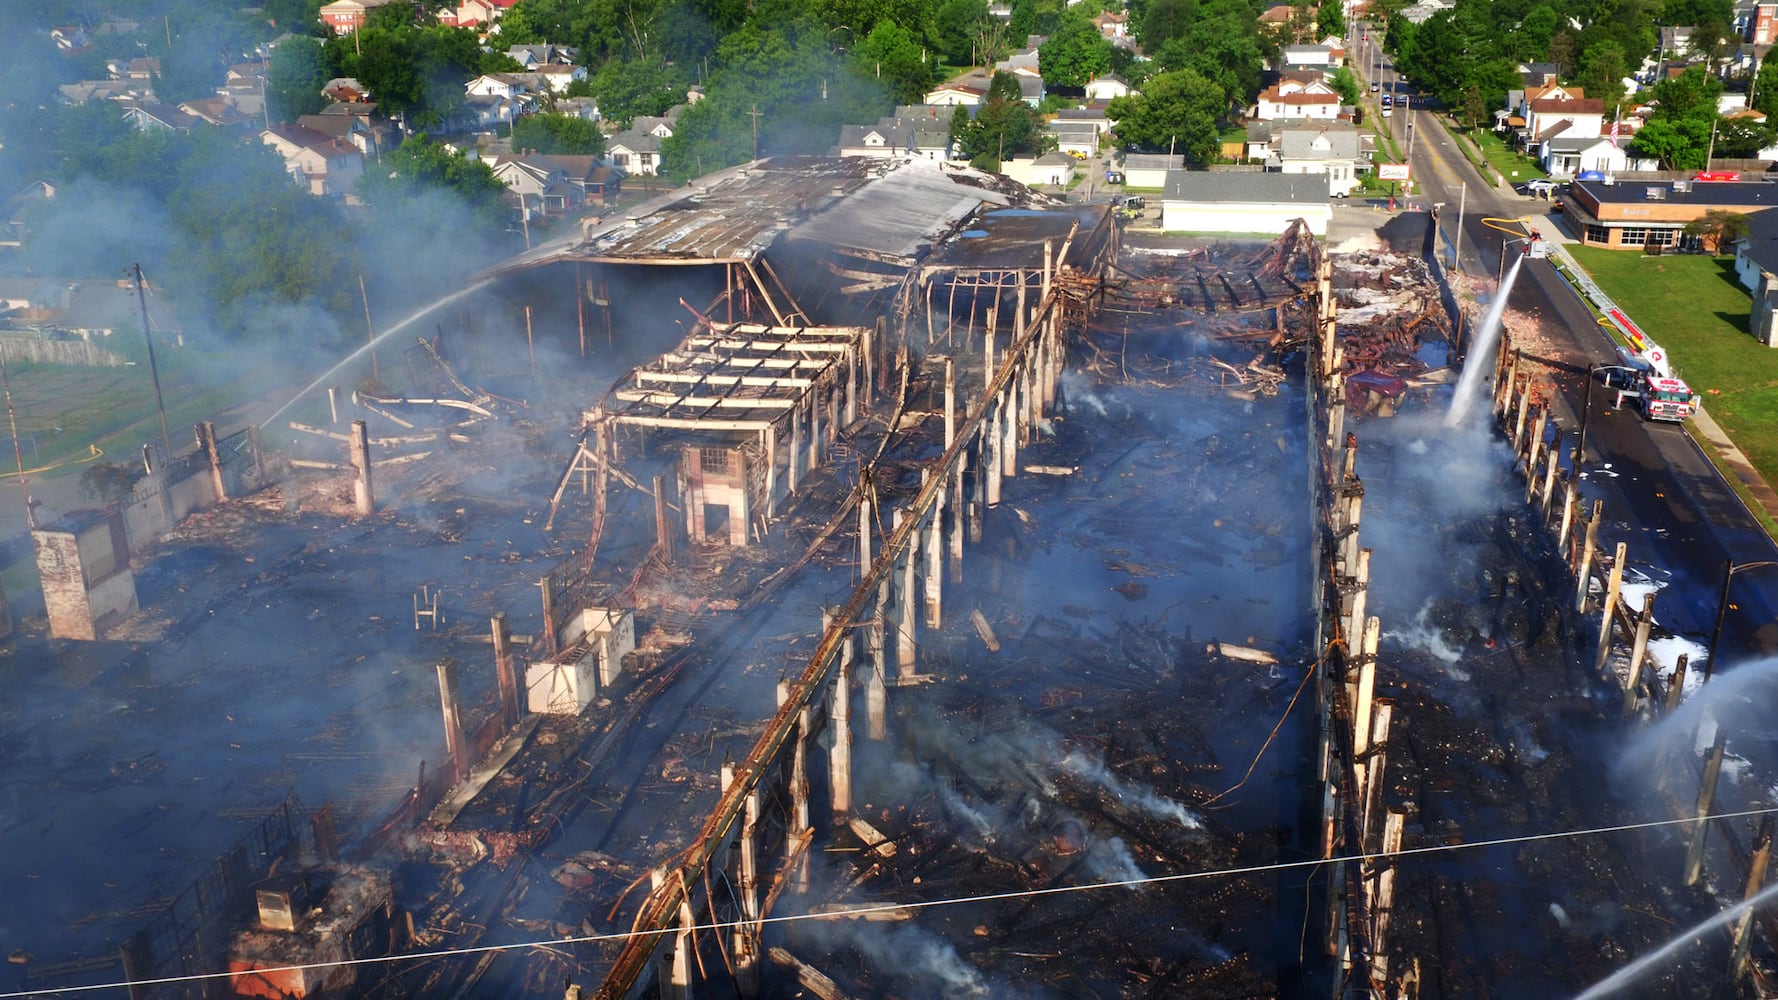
[{"xmin": 495, "ymin": 156, "xmax": 1043, "ymax": 272}]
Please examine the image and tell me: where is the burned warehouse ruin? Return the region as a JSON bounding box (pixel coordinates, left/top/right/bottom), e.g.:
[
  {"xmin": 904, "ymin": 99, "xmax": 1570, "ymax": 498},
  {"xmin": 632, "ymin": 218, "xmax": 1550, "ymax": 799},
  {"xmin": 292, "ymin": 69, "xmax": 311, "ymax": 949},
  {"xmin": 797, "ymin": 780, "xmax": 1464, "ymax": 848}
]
[{"xmin": 3, "ymin": 152, "xmax": 1777, "ymax": 1000}]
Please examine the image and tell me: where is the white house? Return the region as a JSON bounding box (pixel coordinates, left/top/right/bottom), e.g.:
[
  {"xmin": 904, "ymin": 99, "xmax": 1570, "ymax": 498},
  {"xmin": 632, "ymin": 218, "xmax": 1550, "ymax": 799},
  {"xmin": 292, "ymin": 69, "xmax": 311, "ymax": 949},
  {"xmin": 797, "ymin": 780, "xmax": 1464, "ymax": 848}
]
[
  {"xmin": 260, "ymin": 124, "xmax": 364, "ymax": 198},
  {"xmin": 1161, "ymin": 171, "xmax": 1331, "ymax": 236},
  {"xmin": 1541, "ymin": 135, "xmax": 1655, "ymax": 177},
  {"xmin": 1120, "ymin": 153, "xmax": 1182, "ymax": 188},
  {"xmin": 926, "ymin": 71, "xmax": 991, "ymax": 106},
  {"xmin": 1047, "ymin": 121, "xmax": 1099, "ymax": 158},
  {"xmin": 1268, "ymin": 125, "xmax": 1368, "ymax": 197},
  {"xmin": 1083, "ymin": 74, "xmax": 1132, "ymax": 102},
  {"xmin": 1003, "ymin": 152, "xmax": 1077, "ymax": 187},
  {"xmin": 489, "ymin": 153, "xmax": 580, "ymax": 216},
  {"xmin": 1254, "ymin": 80, "xmax": 1342, "ymax": 121}
]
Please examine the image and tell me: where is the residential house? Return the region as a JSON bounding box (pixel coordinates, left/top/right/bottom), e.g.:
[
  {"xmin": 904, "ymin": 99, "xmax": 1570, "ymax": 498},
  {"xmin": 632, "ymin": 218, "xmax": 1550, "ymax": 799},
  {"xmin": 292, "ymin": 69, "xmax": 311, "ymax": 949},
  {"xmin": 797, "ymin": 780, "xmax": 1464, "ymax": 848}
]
[
  {"xmin": 996, "ymin": 46, "xmax": 1042, "ymax": 81},
  {"xmin": 297, "ymin": 113, "xmax": 379, "ymax": 157},
  {"xmin": 105, "ymin": 56, "xmax": 160, "ymax": 80},
  {"xmin": 488, "ymin": 153, "xmax": 580, "ymax": 217},
  {"xmin": 1083, "ymin": 74, "xmax": 1132, "ymax": 102},
  {"xmin": 1160, "ymin": 170, "xmax": 1332, "ymax": 235},
  {"xmin": 50, "ymin": 26, "xmax": 91, "ymax": 53},
  {"xmin": 927, "ymin": 70, "xmax": 992, "ymax": 106},
  {"xmin": 1735, "ymin": 207, "xmax": 1778, "ymax": 344},
  {"xmin": 1562, "ymin": 177, "xmax": 1778, "ymax": 250},
  {"xmin": 1399, "ymin": 0, "xmax": 1456, "ymax": 23},
  {"xmin": 558, "ymin": 96, "xmax": 601, "ymax": 121},
  {"xmin": 261, "ymin": 124, "xmax": 365, "ymax": 197},
  {"xmin": 535, "ymin": 156, "xmax": 622, "ymax": 206},
  {"xmin": 181, "ymin": 97, "xmax": 257, "ymax": 128},
  {"xmin": 464, "ymin": 94, "xmax": 528, "ymax": 129},
  {"xmin": 438, "ymin": 0, "xmax": 519, "ymax": 28},
  {"xmin": 323, "ymin": 78, "xmax": 370, "ymax": 103},
  {"xmin": 59, "ymin": 79, "xmax": 150, "ymax": 105},
  {"xmin": 318, "ymin": 0, "xmax": 402, "ymax": 35},
  {"xmin": 1055, "ymin": 106, "xmax": 1113, "ymax": 141},
  {"xmin": 1521, "ymin": 85, "xmax": 1605, "ymax": 165},
  {"xmin": 2, "ymin": 182, "xmax": 54, "ymax": 254},
  {"xmin": 1542, "ymin": 135, "xmax": 1655, "ymax": 177},
  {"xmin": 506, "ymin": 44, "xmax": 575, "ymax": 68},
  {"xmin": 838, "ymin": 122, "xmax": 917, "ymax": 158},
  {"xmin": 1254, "ymin": 79, "xmax": 1342, "ymax": 121},
  {"xmin": 1267, "ymin": 124, "xmax": 1369, "ymax": 196},
  {"xmin": 123, "ymin": 103, "xmax": 199, "ymax": 133},
  {"xmin": 466, "ymin": 74, "xmax": 538, "ymax": 101},
  {"xmin": 607, "ymin": 112, "xmax": 678, "ymax": 176},
  {"xmin": 525, "ymin": 65, "xmax": 587, "ymax": 93},
  {"xmin": 1093, "ymin": 10, "xmax": 1128, "ymax": 39},
  {"xmin": 1744, "ymin": 2, "xmax": 1778, "ymax": 44}
]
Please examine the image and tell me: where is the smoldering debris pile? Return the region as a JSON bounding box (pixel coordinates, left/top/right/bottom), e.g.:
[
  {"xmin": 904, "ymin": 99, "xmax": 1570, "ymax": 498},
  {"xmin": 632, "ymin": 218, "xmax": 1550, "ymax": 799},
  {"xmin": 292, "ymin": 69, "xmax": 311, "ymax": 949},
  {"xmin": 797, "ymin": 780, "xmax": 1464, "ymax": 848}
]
[{"xmin": 1332, "ymin": 250, "xmax": 1453, "ymax": 416}]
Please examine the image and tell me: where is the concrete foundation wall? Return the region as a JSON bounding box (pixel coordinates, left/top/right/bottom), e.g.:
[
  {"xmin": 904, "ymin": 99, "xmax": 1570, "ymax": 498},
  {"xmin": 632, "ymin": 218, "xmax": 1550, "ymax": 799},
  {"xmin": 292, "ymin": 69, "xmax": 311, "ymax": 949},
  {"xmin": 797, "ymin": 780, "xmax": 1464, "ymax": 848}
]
[
  {"xmin": 36, "ymin": 518, "xmax": 138, "ymax": 640},
  {"xmin": 532, "ymin": 607, "xmax": 636, "ymax": 712}
]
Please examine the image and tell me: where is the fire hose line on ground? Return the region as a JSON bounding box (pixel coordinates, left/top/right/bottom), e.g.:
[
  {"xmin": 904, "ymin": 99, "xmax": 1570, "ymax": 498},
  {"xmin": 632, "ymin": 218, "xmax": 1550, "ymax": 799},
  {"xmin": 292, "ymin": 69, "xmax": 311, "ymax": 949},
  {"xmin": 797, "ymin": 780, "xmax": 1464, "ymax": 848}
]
[{"xmin": 12, "ymin": 805, "xmax": 1778, "ymax": 999}]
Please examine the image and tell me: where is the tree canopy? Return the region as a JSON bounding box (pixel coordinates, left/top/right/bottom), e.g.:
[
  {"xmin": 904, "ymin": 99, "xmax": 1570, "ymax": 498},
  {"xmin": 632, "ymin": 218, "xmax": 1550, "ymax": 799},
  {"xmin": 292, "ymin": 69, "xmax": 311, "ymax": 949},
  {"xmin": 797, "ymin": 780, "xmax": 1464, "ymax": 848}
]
[{"xmin": 1105, "ymin": 69, "xmax": 1225, "ymax": 163}]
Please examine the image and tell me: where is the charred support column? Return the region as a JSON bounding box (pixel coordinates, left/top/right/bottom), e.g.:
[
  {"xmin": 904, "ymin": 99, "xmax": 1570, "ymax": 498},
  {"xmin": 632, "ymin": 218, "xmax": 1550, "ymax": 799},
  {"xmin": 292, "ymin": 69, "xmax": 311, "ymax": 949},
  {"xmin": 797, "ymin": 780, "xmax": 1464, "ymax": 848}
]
[
  {"xmin": 1525, "ymin": 405, "xmax": 1548, "ymax": 484},
  {"xmin": 858, "ymin": 473, "xmax": 873, "ymax": 578},
  {"xmin": 1576, "ymin": 501, "xmax": 1603, "ymax": 612},
  {"xmin": 949, "ymin": 466, "xmax": 966, "ymax": 582},
  {"xmin": 538, "ymin": 574, "xmax": 558, "ymax": 655},
  {"xmin": 1346, "ymin": 550, "xmax": 1372, "ymax": 647},
  {"xmin": 1624, "ymin": 593, "xmax": 1656, "ymax": 713},
  {"xmin": 826, "ymin": 611, "xmax": 853, "ymax": 817},
  {"xmin": 1367, "ymin": 809, "xmax": 1408, "ymax": 985},
  {"xmin": 777, "ymin": 680, "xmax": 812, "ymax": 839},
  {"xmin": 492, "ymin": 612, "xmax": 519, "ymax": 728},
  {"xmin": 923, "ymin": 479, "xmax": 944, "ymax": 629},
  {"xmin": 1339, "ymin": 483, "xmax": 1364, "ymax": 574},
  {"xmin": 867, "ymin": 581, "xmax": 888, "ymax": 740},
  {"xmin": 808, "ymin": 390, "xmax": 822, "ymax": 471},
  {"xmin": 788, "ymin": 400, "xmax": 802, "ymax": 494},
  {"xmin": 1730, "ymin": 817, "xmax": 1775, "ymax": 977},
  {"xmin": 349, "ymin": 419, "xmax": 374, "ymax": 516},
  {"xmin": 1001, "ymin": 378, "xmax": 1019, "ymax": 478},
  {"xmin": 1540, "ymin": 427, "xmax": 1563, "ymax": 510},
  {"xmin": 436, "ymin": 660, "xmax": 468, "ymax": 782},
  {"xmin": 944, "ymin": 358, "xmax": 956, "ymax": 449},
  {"xmin": 1558, "ymin": 479, "xmax": 1578, "ymax": 551},
  {"xmin": 893, "ymin": 509, "xmax": 917, "ymax": 679},
  {"xmin": 763, "ymin": 425, "xmax": 777, "ymax": 520},
  {"xmin": 722, "ymin": 764, "xmax": 763, "ymax": 996},
  {"xmin": 654, "ymin": 868, "xmax": 693, "ymax": 1000},
  {"xmin": 984, "ymin": 395, "xmax": 1003, "ymax": 508},
  {"xmin": 653, "ymin": 474, "xmax": 675, "ymax": 564},
  {"xmin": 1683, "ymin": 725, "xmax": 1729, "ymax": 885},
  {"xmin": 1594, "ymin": 542, "xmax": 1627, "ymax": 676},
  {"xmin": 1362, "ymin": 698, "xmax": 1395, "ymax": 853},
  {"xmin": 198, "ymin": 421, "xmax": 227, "ymax": 502}
]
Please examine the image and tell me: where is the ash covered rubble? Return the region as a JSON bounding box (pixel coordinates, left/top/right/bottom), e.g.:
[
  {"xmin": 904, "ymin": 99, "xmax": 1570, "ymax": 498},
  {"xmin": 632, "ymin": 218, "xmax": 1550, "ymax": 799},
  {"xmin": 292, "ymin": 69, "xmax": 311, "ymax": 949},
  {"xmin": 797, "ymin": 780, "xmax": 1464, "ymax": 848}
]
[{"xmin": 1330, "ymin": 249, "xmax": 1453, "ymax": 418}]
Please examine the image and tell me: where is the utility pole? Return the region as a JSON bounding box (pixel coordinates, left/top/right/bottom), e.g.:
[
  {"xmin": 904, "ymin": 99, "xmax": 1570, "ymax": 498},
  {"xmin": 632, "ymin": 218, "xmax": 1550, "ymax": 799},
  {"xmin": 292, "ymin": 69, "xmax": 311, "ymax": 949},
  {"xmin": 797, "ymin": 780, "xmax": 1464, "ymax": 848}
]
[
  {"xmin": 1453, "ymin": 181, "xmax": 1466, "ymax": 272},
  {"xmin": 747, "ymin": 104, "xmax": 762, "ymax": 161},
  {"xmin": 1, "ymin": 358, "xmax": 33, "ymax": 529},
  {"xmin": 132, "ymin": 264, "xmax": 173, "ymax": 468}
]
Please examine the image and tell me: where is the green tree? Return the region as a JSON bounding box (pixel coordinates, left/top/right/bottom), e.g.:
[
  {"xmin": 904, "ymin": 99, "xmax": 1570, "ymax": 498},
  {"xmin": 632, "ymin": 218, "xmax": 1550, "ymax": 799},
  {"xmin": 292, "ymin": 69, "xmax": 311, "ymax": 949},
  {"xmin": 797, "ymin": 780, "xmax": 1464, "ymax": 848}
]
[
  {"xmin": 1316, "ymin": 1, "xmax": 1345, "ymax": 41},
  {"xmin": 1138, "ymin": 0, "xmax": 1198, "ymax": 49},
  {"xmin": 1105, "ymin": 68, "xmax": 1225, "ymax": 162},
  {"xmin": 511, "ymin": 113, "xmax": 607, "ymax": 154},
  {"xmin": 1153, "ymin": 0, "xmax": 1266, "ymax": 106},
  {"xmin": 268, "ymin": 36, "xmax": 329, "ymax": 122},
  {"xmin": 1630, "ymin": 68, "xmax": 1723, "ymax": 169},
  {"xmin": 589, "ymin": 56, "xmax": 687, "ymax": 126},
  {"xmin": 1330, "ymin": 65, "xmax": 1361, "ymax": 106},
  {"xmin": 1755, "ymin": 55, "xmax": 1778, "ymax": 119},
  {"xmin": 952, "ymin": 86, "xmax": 1045, "ymax": 168},
  {"xmin": 933, "ymin": 0, "xmax": 993, "ymax": 64},
  {"xmin": 362, "ymin": 134, "xmax": 511, "ymax": 231},
  {"xmin": 1575, "ymin": 40, "xmax": 1630, "ymax": 115},
  {"xmin": 1038, "ymin": 12, "xmax": 1113, "ymax": 88},
  {"xmin": 854, "ymin": 20, "xmax": 933, "ymax": 104},
  {"xmin": 1683, "ymin": 209, "xmax": 1750, "ymax": 252}
]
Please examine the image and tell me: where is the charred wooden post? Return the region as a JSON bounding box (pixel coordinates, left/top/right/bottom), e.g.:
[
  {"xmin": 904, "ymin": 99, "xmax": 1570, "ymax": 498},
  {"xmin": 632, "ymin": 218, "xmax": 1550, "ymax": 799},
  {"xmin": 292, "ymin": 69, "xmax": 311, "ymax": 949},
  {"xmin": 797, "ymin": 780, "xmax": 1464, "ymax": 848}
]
[
  {"xmin": 1510, "ymin": 381, "xmax": 1531, "ymax": 455},
  {"xmin": 721, "ymin": 762, "xmax": 764, "ymax": 997},
  {"xmin": 1558, "ymin": 479, "xmax": 1578, "ymax": 551},
  {"xmin": 653, "ymin": 867, "xmax": 693, "ymax": 1000},
  {"xmin": 1339, "ymin": 482, "xmax": 1365, "ymax": 575},
  {"xmin": 776, "ymin": 679, "xmax": 812, "ymax": 845},
  {"xmin": 949, "ymin": 468, "xmax": 966, "ymax": 582},
  {"xmin": 867, "ymin": 581, "xmax": 888, "ymax": 741},
  {"xmin": 349, "ymin": 419, "xmax": 374, "ymax": 516},
  {"xmin": 1353, "ymin": 617, "xmax": 1381, "ymax": 762},
  {"xmin": 763, "ymin": 425, "xmax": 777, "ymax": 520},
  {"xmin": 1576, "ymin": 501, "xmax": 1603, "ymax": 612},
  {"xmin": 984, "ymin": 395, "xmax": 1003, "ymax": 508},
  {"xmin": 492, "ymin": 612, "xmax": 520, "ymax": 728},
  {"xmin": 1001, "ymin": 383, "xmax": 1019, "ymax": 479},
  {"xmin": 809, "ymin": 386, "xmax": 823, "ymax": 471},
  {"xmin": 1525, "ymin": 405, "xmax": 1547, "ymax": 487},
  {"xmin": 1624, "ymin": 594, "xmax": 1655, "ymax": 713},
  {"xmin": 653, "ymin": 475, "xmax": 675, "ymax": 564},
  {"xmin": 1683, "ymin": 725, "xmax": 1729, "ymax": 885},
  {"xmin": 1730, "ymin": 817, "xmax": 1774, "ymax": 977},
  {"xmin": 1665, "ymin": 653, "xmax": 1692, "ymax": 716},
  {"xmin": 789, "ymin": 399, "xmax": 803, "ymax": 494},
  {"xmin": 1368, "ymin": 809, "xmax": 1408, "ymax": 986},
  {"xmin": 539, "ymin": 574, "xmax": 559, "ymax": 655},
  {"xmin": 923, "ymin": 479, "xmax": 943, "ymax": 629},
  {"xmin": 1540, "ymin": 427, "xmax": 1563, "ymax": 511},
  {"xmin": 858, "ymin": 472, "xmax": 873, "ymax": 578},
  {"xmin": 435, "ymin": 660, "xmax": 468, "ymax": 783},
  {"xmin": 826, "ymin": 611, "xmax": 853, "ymax": 817},
  {"xmin": 892, "ymin": 509, "xmax": 917, "ymax": 679},
  {"xmin": 1362, "ymin": 698, "xmax": 1394, "ymax": 849},
  {"xmin": 944, "ymin": 357, "xmax": 956, "ymax": 449},
  {"xmin": 1343, "ymin": 549, "xmax": 1372, "ymax": 647},
  {"xmin": 198, "ymin": 421, "xmax": 227, "ymax": 502},
  {"xmin": 1594, "ymin": 542, "xmax": 1627, "ymax": 676}
]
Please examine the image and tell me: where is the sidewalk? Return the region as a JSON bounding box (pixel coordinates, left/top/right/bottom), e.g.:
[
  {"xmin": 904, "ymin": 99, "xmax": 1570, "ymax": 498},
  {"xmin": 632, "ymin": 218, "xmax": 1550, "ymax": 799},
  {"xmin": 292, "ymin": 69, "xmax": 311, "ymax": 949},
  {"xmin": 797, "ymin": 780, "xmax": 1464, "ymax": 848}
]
[{"xmin": 1689, "ymin": 405, "xmax": 1778, "ymax": 523}]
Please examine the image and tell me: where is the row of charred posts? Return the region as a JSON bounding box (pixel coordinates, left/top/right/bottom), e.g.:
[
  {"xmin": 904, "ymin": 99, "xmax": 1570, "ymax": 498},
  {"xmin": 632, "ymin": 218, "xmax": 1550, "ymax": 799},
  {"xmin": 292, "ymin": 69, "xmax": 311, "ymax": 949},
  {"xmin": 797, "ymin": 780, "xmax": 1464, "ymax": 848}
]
[
  {"xmin": 1311, "ymin": 290, "xmax": 1778, "ymax": 993},
  {"xmin": 586, "ymin": 236, "xmax": 1085, "ymax": 998},
  {"xmin": 1490, "ymin": 334, "xmax": 1778, "ymax": 982}
]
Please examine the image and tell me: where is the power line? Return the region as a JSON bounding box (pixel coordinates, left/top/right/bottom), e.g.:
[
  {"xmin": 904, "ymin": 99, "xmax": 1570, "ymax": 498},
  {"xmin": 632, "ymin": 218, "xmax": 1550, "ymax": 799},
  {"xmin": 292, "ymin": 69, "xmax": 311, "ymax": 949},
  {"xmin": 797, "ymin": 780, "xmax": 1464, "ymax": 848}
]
[{"xmin": 8, "ymin": 804, "xmax": 1777, "ymax": 998}]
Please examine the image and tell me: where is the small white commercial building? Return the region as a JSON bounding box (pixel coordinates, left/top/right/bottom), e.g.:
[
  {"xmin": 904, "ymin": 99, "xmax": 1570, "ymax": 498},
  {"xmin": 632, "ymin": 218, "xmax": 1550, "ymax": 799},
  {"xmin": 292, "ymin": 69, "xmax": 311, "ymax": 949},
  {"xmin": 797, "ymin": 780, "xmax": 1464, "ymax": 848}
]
[{"xmin": 1160, "ymin": 171, "xmax": 1331, "ymax": 236}]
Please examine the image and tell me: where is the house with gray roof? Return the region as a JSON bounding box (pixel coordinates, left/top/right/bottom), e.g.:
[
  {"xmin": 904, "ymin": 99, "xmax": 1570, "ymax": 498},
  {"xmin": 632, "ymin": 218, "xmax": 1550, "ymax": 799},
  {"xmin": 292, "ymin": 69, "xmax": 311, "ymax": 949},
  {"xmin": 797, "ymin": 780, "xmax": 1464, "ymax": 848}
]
[
  {"xmin": 1265, "ymin": 124, "xmax": 1369, "ymax": 196},
  {"xmin": 1160, "ymin": 171, "xmax": 1331, "ymax": 235},
  {"xmin": 1047, "ymin": 121, "xmax": 1099, "ymax": 158}
]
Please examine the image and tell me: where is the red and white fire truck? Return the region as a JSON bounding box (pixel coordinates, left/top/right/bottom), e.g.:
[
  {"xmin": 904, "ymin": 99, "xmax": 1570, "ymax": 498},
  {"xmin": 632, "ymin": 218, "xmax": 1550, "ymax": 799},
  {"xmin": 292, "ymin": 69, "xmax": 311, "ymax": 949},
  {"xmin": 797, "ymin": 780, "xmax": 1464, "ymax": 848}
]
[{"xmin": 1601, "ymin": 342, "xmax": 1701, "ymax": 422}]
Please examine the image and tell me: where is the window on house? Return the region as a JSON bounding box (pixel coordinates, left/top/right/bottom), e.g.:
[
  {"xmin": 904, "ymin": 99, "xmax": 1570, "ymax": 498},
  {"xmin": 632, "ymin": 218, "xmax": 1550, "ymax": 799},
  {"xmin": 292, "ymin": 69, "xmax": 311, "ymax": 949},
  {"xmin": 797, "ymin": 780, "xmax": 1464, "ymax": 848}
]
[
  {"xmin": 614, "ymin": 153, "xmax": 629, "ymax": 166},
  {"xmin": 1585, "ymin": 224, "xmax": 1610, "ymax": 244}
]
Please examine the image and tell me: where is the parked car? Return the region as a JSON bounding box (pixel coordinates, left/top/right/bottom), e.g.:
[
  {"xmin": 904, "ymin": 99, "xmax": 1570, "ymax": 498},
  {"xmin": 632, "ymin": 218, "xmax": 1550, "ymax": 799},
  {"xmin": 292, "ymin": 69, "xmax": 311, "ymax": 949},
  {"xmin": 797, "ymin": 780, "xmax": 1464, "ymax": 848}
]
[
  {"xmin": 1524, "ymin": 179, "xmax": 1557, "ymax": 197},
  {"xmin": 1105, "ymin": 169, "xmax": 1124, "ymax": 184}
]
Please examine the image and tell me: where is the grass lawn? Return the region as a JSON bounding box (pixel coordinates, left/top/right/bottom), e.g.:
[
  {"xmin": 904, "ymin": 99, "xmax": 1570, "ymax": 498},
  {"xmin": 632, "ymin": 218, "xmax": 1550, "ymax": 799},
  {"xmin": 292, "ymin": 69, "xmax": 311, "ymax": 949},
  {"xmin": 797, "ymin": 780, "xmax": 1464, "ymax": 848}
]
[
  {"xmin": 1566, "ymin": 246, "xmax": 1778, "ymax": 487},
  {"xmin": 1469, "ymin": 127, "xmax": 1546, "ymax": 184}
]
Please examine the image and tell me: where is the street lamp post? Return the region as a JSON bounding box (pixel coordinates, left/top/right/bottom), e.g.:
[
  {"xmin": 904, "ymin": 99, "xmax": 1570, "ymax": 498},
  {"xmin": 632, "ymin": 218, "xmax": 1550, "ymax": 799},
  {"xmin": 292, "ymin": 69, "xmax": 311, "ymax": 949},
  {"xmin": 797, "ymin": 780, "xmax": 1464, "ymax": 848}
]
[
  {"xmin": 1707, "ymin": 559, "xmax": 1778, "ymax": 679},
  {"xmin": 1574, "ymin": 363, "xmax": 1600, "ymax": 471}
]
